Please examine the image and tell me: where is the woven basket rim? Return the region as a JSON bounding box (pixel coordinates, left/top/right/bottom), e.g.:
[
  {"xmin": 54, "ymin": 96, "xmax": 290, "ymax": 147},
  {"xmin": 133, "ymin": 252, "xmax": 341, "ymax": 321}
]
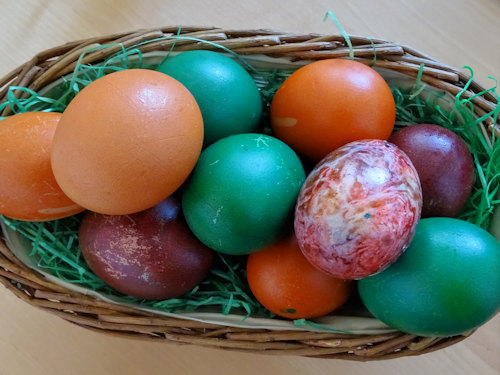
[{"xmin": 0, "ymin": 25, "xmax": 497, "ymax": 360}]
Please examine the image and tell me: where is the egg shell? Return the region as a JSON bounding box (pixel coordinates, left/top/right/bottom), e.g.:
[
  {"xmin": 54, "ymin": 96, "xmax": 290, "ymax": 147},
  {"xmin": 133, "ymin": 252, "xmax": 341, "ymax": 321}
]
[
  {"xmin": 389, "ymin": 123, "xmax": 475, "ymax": 217},
  {"xmin": 0, "ymin": 112, "xmax": 84, "ymax": 221},
  {"xmin": 246, "ymin": 233, "xmax": 352, "ymax": 319},
  {"xmin": 182, "ymin": 133, "xmax": 306, "ymax": 255},
  {"xmin": 358, "ymin": 218, "xmax": 500, "ymax": 336},
  {"xmin": 295, "ymin": 140, "xmax": 423, "ymax": 280},
  {"xmin": 157, "ymin": 51, "xmax": 263, "ymax": 146},
  {"xmin": 78, "ymin": 196, "xmax": 214, "ymax": 300},
  {"xmin": 51, "ymin": 69, "xmax": 204, "ymax": 215},
  {"xmin": 270, "ymin": 59, "xmax": 396, "ymax": 161}
]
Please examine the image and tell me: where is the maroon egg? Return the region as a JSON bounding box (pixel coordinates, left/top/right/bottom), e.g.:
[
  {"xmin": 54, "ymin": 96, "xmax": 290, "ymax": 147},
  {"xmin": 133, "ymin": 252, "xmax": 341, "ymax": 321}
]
[
  {"xmin": 389, "ymin": 124, "xmax": 475, "ymax": 217},
  {"xmin": 78, "ymin": 196, "xmax": 214, "ymax": 299}
]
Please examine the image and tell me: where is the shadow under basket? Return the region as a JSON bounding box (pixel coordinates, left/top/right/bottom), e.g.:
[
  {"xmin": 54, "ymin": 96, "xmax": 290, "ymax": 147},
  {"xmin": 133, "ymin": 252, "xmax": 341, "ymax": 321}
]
[{"xmin": 0, "ymin": 26, "xmax": 498, "ymax": 361}]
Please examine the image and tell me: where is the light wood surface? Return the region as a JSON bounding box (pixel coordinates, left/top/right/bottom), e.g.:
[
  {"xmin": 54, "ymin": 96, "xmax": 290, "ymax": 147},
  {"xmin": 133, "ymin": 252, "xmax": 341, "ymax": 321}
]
[{"xmin": 0, "ymin": 0, "xmax": 499, "ymax": 374}]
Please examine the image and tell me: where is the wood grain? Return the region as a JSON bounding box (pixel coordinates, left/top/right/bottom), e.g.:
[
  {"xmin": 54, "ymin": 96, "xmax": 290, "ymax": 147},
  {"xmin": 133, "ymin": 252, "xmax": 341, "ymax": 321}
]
[{"xmin": 0, "ymin": 0, "xmax": 498, "ymax": 374}]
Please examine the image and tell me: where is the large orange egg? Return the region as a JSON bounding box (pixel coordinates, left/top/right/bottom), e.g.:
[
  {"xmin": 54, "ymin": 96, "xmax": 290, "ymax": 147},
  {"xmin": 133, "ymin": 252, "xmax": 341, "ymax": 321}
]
[
  {"xmin": 0, "ymin": 112, "xmax": 84, "ymax": 221},
  {"xmin": 51, "ymin": 69, "xmax": 204, "ymax": 215}
]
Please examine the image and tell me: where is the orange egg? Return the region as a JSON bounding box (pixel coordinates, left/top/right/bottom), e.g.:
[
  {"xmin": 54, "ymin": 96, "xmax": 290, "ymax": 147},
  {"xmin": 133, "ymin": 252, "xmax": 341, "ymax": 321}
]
[
  {"xmin": 51, "ymin": 69, "xmax": 204, "ymax": 215},
  {"xmin": 270, "ymin": 59, "xmax": 395, "ymax": 161},
  {"xmin": 0, "ymin": 112, "xmax": 84, "ymax": 221}
]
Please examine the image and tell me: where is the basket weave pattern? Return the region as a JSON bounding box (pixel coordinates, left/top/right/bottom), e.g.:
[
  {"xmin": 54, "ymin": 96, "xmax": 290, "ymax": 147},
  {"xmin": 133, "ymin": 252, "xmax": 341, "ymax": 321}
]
[{"xmin": 0, "ymin": 26, "xmax": 497, "ymax": 360}]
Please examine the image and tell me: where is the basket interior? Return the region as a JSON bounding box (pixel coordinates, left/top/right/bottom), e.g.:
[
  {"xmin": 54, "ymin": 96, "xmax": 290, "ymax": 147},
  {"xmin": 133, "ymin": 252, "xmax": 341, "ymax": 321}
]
[{"xmin": 2, "ymin": 50, "xmax": 496, "ymax": 335}]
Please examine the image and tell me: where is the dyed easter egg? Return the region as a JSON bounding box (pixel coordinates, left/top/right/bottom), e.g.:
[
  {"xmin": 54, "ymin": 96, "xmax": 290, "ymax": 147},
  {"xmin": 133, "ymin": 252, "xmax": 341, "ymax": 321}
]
[
  {"xmin": 51, "ymin": 69, "xmax": 203, "ymax": 215},
  {"xmin": 182, "ymin": 133, "xmax": 305, "ymax": 255},
  {"xmin": 78, "ymin": 196, "xmax": 214, "ymax": 300},
  {"xmin": 157, "ymin": 51, "xmax": 263, "ymax": 146},
  {"xmin": 295, "ymin": 140, "xmax": 422, "ymax": 280},
  {"xmin": 270, "ymin": 59, "xmax": 395, "ymax": 161},
  {"xmin": 389, "ymin": 124, "xmax": 475, "ymax": 217},
  {"xmin": 358, "ymin": 218, "xmax": 500, "ymax": 336},
  {"xmin": 0, "ymin": 112, "xmax": 83, "ymax": 221},
  {"xmin": 247, "ymin": 233, "xmax": 352, "ymax": 319}
]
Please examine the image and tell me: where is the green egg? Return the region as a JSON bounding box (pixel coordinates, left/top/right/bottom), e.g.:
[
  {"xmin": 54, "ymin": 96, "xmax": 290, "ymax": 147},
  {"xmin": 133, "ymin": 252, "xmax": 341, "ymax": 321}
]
[
  {"xmin": 358, "ymin": 218, "xmax": 500, "ymax": 337},
  {"xmin": 182, "ymin": 133, "xmax": 305, "ymax": 255},
  {"xmin": 157, "ymin": 50, "xmax": 263, "ymax": 146}
]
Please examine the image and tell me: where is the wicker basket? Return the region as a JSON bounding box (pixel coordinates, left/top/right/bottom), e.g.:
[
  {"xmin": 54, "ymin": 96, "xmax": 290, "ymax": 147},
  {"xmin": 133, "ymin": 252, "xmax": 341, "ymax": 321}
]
[{"xmin": 0, "ymin": 26, "xmax": 497, "ymax": 361}]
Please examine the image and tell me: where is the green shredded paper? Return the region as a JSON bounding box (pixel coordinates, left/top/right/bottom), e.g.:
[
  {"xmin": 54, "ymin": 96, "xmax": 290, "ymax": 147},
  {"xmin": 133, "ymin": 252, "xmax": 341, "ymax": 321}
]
[{"xmin": 0, "ymin": 33, "xmax": 499, "ymax": 322}]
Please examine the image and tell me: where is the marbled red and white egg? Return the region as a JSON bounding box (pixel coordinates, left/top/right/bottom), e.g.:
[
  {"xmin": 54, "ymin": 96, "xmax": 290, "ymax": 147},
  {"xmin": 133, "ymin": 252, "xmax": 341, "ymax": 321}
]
[{"xmin": 294, "ymin": 140, "xmax": 422, "ymax": 280}]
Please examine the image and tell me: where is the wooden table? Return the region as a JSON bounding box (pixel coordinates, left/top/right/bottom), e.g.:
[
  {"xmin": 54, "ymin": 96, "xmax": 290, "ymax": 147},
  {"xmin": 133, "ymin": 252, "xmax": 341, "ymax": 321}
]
[{"xmin": 0, "ymin": 1, "xmax": 498, "ymax": 374}]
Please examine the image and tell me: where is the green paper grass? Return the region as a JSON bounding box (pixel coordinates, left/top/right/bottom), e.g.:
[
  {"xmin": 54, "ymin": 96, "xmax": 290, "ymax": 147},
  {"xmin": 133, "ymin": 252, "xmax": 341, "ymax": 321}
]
[
  {"xmin": 1, "ymin": 215, "xmax": 269, "ymax": 317},
  {"xmin": 0, "ymin": 34, "xmax": 498, "ymax": 322},
  {"xmin": 323, "ymin": 11, "xmax": 354, "ymax": 60}
]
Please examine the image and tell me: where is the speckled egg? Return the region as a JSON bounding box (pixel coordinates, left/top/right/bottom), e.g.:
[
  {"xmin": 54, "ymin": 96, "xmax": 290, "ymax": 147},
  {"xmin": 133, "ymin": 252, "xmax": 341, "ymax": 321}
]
[{"xmin": 294, "ymin": 140, "xmax": 422, "ymax": 280}]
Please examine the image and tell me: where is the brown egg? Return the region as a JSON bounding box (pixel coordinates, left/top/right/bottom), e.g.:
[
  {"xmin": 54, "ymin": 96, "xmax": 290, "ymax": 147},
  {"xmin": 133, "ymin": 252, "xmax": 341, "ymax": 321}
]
[
  {"xmin": 51, "ymin": 69, "xmax": 204, "ymax": 215},
  {"xmin": 389, "ymin": 124, "xmax": 475, "ymax": 217},
  {"xmin": 78, "ymin": 196, "xmax": 214, "ymax": 299},
  {"xmin": 0, "ymin": 112, "xmax": 84, "ymax": 221}
]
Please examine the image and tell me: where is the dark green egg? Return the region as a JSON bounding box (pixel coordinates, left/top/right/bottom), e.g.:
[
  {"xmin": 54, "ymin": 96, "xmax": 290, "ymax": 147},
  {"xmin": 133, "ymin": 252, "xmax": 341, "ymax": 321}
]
[
  {"xmin": 182, "ymin": 133, "xmax": 305, "ymax": 255},
  {"xmin": 157, "ymin": 50, "xmax": 263, "ymax": 146},
  {"xmin": 358, "ymin": 218, "xmax": 500, "ymax": 337}
]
